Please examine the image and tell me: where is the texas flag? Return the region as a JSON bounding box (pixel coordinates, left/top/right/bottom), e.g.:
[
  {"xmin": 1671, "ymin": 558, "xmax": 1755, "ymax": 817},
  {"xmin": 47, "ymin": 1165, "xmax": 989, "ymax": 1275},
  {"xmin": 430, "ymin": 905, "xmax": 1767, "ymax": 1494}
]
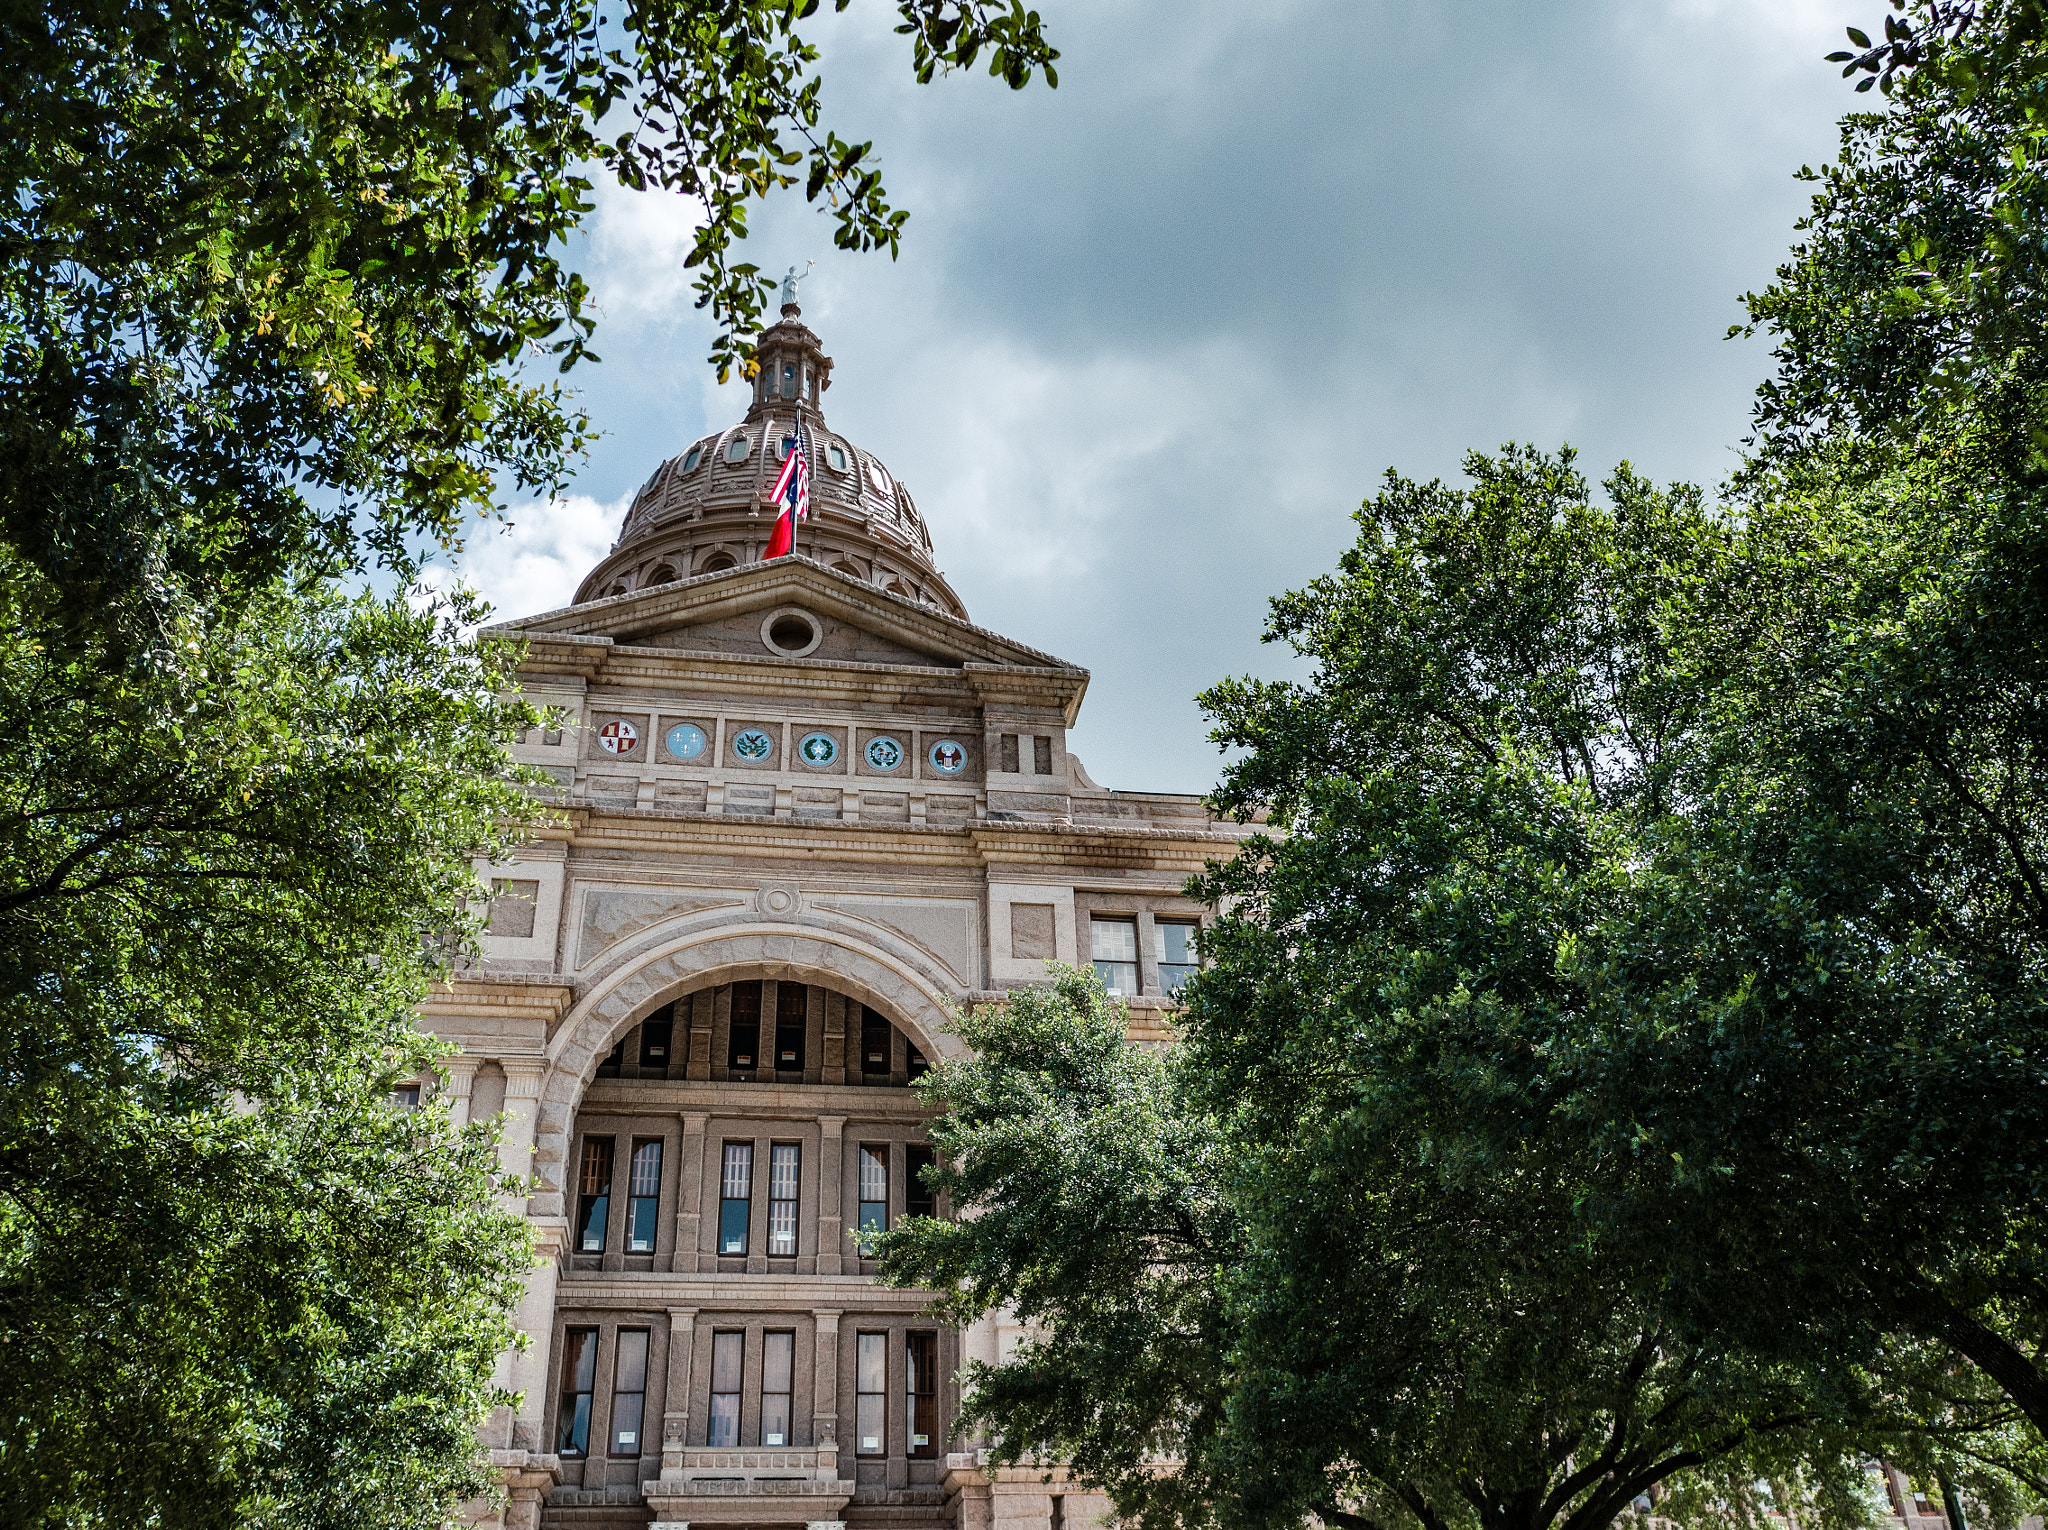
[{"xmin": 765, "ymin": 418, "xmax": 811, "ymax": 559}]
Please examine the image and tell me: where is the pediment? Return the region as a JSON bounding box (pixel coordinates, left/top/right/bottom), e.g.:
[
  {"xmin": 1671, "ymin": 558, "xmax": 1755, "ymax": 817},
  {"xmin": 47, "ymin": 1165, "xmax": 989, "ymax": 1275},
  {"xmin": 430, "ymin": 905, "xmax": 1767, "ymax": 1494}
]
[{"xmin": 491, "ymin": 557, "xmax": 1081, "ymax": 675}]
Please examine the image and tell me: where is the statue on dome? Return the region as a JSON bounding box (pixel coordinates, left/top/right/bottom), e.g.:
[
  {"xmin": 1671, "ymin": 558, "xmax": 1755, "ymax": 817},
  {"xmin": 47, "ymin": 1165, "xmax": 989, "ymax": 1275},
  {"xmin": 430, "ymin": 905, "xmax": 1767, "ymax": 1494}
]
[{"xmin": 780, "ymin": 260, "xmax": 813, "ymax": 310}]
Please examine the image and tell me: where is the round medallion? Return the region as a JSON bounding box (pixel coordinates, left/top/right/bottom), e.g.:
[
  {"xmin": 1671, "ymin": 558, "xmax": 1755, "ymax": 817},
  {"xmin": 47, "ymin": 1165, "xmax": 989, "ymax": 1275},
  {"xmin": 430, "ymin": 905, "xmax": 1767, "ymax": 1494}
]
[
  {"xmin": 928, "ymin": 738, "xmax": 967, "ymax": 774},
  {"xmin": 799, "ymin": 732, "xmax": 839, "ymax": 767},
  {"xmin": 596, "ymin": 718, "xmax": 639, "ymax": 756},
  {"xmin": 764, "ymin": 889, "xmax": 795, "ymax": 914},
  {"xmin": 731, "ymin": 728, "xmax": 774, "ymax": 762},
  {"xmin": 864, "ymin": 735, "xmax": 903, "ymax": 771},
  {"xmin": 664, "ymin": 723, "xmax": 707, "ymax": 761}
]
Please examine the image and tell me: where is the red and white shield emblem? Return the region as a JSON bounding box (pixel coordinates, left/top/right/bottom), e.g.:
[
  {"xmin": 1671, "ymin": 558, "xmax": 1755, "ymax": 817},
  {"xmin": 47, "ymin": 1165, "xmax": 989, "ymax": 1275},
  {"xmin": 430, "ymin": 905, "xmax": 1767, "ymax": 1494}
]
[{"xmin": 597, "ymin": 718, "xmax": 639, "ymax": 755}]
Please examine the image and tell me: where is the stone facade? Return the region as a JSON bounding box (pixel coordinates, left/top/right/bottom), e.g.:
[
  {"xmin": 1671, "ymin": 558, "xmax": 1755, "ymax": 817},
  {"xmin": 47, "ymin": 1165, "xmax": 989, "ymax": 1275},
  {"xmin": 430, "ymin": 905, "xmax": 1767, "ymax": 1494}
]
[{"xmin": 424, "ymin": 304, "xmax": 1255, "ymax": 1530}]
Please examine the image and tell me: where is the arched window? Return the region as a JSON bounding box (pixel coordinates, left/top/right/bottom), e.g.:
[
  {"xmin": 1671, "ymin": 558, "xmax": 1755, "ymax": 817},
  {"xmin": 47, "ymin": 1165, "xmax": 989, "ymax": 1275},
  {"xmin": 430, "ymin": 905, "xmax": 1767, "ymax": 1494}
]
[
  {"xmin": 831, "ymin": 561, "xmax": 863, "ymax": 580},
  {"xmin": 647, "ymin": 565, "xmax": 677, "ymax": 586},
  {"xmin": 885, "ymin": 580, "xmax": 910, "ymax": 599},
  {"xmin": 700, "ymin": 552, "xmax": 737, "ymax": 574},
  {"xmin": 606, "ymin": 581, "xmax": 628, "ymax": 597}
]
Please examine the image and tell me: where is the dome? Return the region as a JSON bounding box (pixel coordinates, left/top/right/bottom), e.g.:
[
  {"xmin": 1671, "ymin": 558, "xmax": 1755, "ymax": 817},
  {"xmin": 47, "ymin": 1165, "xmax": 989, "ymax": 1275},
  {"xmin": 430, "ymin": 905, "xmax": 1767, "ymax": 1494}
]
[{"xmin": 572, "ymin": 304, "xmax": 966, "ymax": 618}]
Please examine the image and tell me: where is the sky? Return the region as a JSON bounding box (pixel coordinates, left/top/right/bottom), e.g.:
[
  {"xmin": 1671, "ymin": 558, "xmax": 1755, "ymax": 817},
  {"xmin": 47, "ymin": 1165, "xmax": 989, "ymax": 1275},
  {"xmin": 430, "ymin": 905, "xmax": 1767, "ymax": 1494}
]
[{"xmin": 434, "ymin": 0, "xmax": 1867, "ymax": 795}]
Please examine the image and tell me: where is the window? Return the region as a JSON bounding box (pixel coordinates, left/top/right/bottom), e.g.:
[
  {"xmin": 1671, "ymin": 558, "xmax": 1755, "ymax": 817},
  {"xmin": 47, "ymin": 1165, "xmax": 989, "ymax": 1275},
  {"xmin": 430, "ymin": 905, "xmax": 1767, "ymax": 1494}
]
[
  {"xmin": 907, "ymin": 1043, "xmax": 930, "ymax": 1082},
  {"xmin": 906, "ymin": 1145, "xmax": 937, "ymax": 1220},
  {"xmin": 708, "ymin": 1331, "xmax": 744, "ymax": 1447},
  {"xmin": 1033, "ymin": 735, "xmax": 1053, "ymax": 774},
  {"xmin": 1091, "ymin": 917, "xmax": 1139, "ymax": 995},
  {"xmin": 858, "ymin": 1145, "xmax": 888, "ymax": 1253},
  {"xmin": 729, "ymin": 981, "xmax": 761, "ymax": 1072},
  {"xmin": 723, "ymin": 434, "xmax": 751, "ymax": 463},
  {"xmin": 860, "ymin": 1008, "xmax": 891, "ymax": 1075},
  {"xmin": 596, "ymin": 1040, "xmax": 624, "ymax": 1078},
  {"xmin": 627, "ymin": 1139, "xmax": 662, "ymax": 1253},
  {"xmin": 827, "ymin": 443, "xmax": 848, "ymax": 472},
  {"xmin": 391, "ymin": 1084, "xmax": 422, "ymax": 1111},
  {"xmin": 774, "ymin": 983, "xmax": 807, "ymax": 1071},
  {"xmin": 907, "ymin": 1331, "xmax": 938, "ymax": 1457},
  {"xmin": 557, "ymin": 1328, "xmax": 597, "ymax": 1456},
  {"xmin": 856, "ymin": 1333, "xmax": 886, "ymax": 1454},
  {"xmin": 762, "ymin": 1330, "xmax": 795, "ymax": 1445},
  {"xmin": 719, "ymin": 1142, "xmax": 753, "ymax": 1255},
  {"xmin": 769, "ymin": 1143, "xmax": 800, "ymax": 1256},
  {"xmin": 577, "ymin": 1137, "xmax": 615, "ymax": 1253},
  {"xmin": 682, "ymin": 446, "xmax": 703, "ymax": 471},
  {"xmin": 999, "ymin": 733, "xmax": 1020, "ymax": 773},
  {"xmin": 640, "ymin": 1008, "xmax": 673, "ymax": 1075},
  {"xmin": 1159, "ymin": 920, "xmax": 1201, "ymax": 995},
  {"xmin": 611, "ymin": 1329, "xmax": 649, "ymax": 1456},
  {"xmin": 701, "ymin": 552, "xmax": 737, "ymax": 573},
  {"xmin": 781, "ymin": 362, "xmax": 796, "ymax": 397}
]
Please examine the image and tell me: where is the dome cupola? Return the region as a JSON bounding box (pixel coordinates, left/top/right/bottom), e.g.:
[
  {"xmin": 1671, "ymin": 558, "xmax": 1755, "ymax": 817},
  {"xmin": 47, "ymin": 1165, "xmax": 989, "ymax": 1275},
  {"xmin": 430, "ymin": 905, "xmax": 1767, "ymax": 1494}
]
[{"xmin": 573, "ymin": 285, "xmax": 964, "ymax": 617}]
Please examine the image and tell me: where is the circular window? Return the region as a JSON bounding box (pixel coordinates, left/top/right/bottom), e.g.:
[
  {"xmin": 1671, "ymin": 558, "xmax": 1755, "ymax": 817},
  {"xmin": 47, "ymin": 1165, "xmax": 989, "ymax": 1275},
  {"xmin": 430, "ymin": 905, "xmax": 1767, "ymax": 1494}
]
[
  {"xmin": 760, "ymin": 606, "xmax": 823, "ymax": 658},
  {"xmin": 864, "ymin": 735, "xmax": 904, "ymax": 771},
  {"xmin": 665, "ymin": 723, "xmax": 707, "ymax": 760},
  {"xmin": 826, "ymin": 443, "xmax": 848, "ymax": 472},
  {"xmin": 731, "ymin": 728, "xmax": 774, "ymax": 762},
  {"xmin": 928, "ymin": 738, "xmax": 967, "ymax": 774},
  {"xmin": 723, "ymin": 434, "xmax": 752, "ymax": 464},
  {"xmin": 799, "ymin": 732, "xmax": 840, "ymax": 767},
  {"xmin": 596, "ymin": 718, "xmax": 639, "ymax": 756},
  {"xmin": 682, "ymin": 446, "xmax": 703, "ymax": 472}
]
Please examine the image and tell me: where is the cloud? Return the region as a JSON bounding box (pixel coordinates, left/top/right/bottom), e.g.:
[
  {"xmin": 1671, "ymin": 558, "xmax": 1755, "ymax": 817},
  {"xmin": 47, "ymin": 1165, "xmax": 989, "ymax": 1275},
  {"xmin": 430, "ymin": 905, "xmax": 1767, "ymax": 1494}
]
[{"xmin": 423, "ymin": 494, "xmax": 625, "ymax": 624}]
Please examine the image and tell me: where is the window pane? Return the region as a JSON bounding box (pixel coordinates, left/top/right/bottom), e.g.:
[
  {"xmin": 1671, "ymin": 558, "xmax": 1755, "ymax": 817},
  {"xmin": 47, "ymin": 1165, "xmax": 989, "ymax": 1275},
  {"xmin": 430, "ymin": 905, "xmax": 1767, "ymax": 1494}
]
[
  {"xmin": 762, "ymin": 1391, "xmax": 792, "ymax": 1447},
  {"xmin": 708, "ymin": 1390, "xmax": 740, "ymax": 1447},
  {"xmin": 857, "ymin": 1332, "xmax": 887, "ymax": 1393},
  {"xmin": 631, "ymin": 1140, "xmax": 663, "ymax": 1197},
  {"xmin": 1092, "ymin": 959, "xmax": 1138, "ymax": 996},
  {"xmin": 1090, "ymin": 919, "xmax": 1137, "ymax": 962},
  {"xmin": 722, "ymin": 1143, "xmax": 753, "ymax": 1198},
  {"xmin": 639, "ymin": 1011, "xmax": 673, "ymax": 1071},
  {"xmin": 568, "ymin": 1327, "xmax": 599, "ymax": 1391},
  {"xmin": 560, "ymin": 1392, "xmax": 592, "ymax": 1456},
  {"xmin": 771, "ymin": 1143, "xmax": 799, "ymax": 1199},
  {"xmin": 615, "ymin": 1330, "xmax": 649, "ymax": 1392},
  {"xmin": 580, "ymin": 1138, "xmax": 615, "ymax": 1197},
  {"xmin": 719, "ymin": 1198, "xmax": 749, "ymax": 1255},
  {"xmin": 855, "ymin": 1392, "xmax": 884, "ymax": 1455},
  {"xmin": 859, "ymin": 1146, "xmax": 887, "ymax": 1201},
  {"xmin": 630, "ymin": 1195, "xmax": 660, "ymax": 1253},
  {"xmin": 906, "ymin": 1146, "xmax": 937, "ymax": 1220},
  {"xmin": 763, "ymin": 1331, "xmax": 794, "ymax": 1392},
  {"xmin": 611, "ymin": 1390, "xmax": 644, "ymax": 1454},
  {"xmin": 861, "ymin": 1009, "xmax": 891, "ymax": 1074},
  {"xmin": 1159, "ymin": 921, "xmax": 1197, "ymax": 965},
  {"xmin": 711, "ymin": 1331, "xmax": 744, "ymax": 1392}
]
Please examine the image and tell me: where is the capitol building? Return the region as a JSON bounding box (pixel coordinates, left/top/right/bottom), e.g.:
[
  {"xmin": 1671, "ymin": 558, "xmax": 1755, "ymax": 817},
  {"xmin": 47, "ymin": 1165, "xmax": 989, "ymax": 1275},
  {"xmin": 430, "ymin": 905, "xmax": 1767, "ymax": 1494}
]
[{"xmin": 420, "ymin": 293, "xmax": 1255, "ymax": 1530}]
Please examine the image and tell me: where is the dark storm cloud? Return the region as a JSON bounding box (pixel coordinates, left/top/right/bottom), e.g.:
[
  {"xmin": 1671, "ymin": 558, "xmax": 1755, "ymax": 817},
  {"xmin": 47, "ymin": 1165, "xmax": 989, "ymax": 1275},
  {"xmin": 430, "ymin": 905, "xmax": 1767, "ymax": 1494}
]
[{"xmin": 453, "ymin": 0, "xmax": 1863, "ymax": 794}]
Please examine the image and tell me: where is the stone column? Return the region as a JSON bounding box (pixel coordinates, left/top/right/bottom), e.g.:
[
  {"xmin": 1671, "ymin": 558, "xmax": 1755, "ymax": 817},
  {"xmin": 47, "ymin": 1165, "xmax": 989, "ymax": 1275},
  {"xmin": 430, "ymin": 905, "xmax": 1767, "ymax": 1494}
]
[
  {"xmin": 660, "ymin": 1306, "xmax": 699, "ymax": 1474},
  {"xmin": 498, "ymin": 1220, "xmax": 566, "ymax": 1453},
  {"xmin": 686, "ymin": 990, "xmax": 712, "ymax": 1081},
  {"xmin": 499, "ymin": 1059, "xmax": 548, "ymax": 1206},
  {"xmin": 812, "ymin": 1308, "xmax": 843, "ymax": 1449},
  {"xmin": 815, "ymin": 1115, "xmax": 846, "ymax": 1275},
  {"xmin": 672, "ymin": 1112, "xmax": 707, "ymax": 1274},
  {"xmin": 822, "ymin": 992, "xmax": 847, "ymax": 1084},
  {"xmin": 441, "ymin": 1054, "xmax": 480, "ymax": 1130}
]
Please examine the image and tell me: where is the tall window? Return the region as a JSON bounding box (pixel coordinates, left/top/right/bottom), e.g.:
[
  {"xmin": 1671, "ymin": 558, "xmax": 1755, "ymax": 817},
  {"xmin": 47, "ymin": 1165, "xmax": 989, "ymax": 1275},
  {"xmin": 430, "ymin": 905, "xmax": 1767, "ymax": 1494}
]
[
  {"xmin": 1158, "ymin": 919, "xmax": 1200, "ymax": 995},
  {"xmin": 639, "ymin": 1007, "xmax": 673, "ymax": 1076},
  {"xmin": 577, "ymin": 1137, "xmax": 615, "ymax": 1253},
  {"xmin": 860, "ymin": 1008, "xmax": 891, "ymax": 1075},
  {"xmin": 729, "ymin": 981, "xmax": 761, "ymax": 1071},
  {"xmin": 769, "ymin": 1143, "xmax": 800, "ymax": 1257},
  {"xmin": 858, "ymin": 1145, "xmax": 888, "ymax": 1253},
  {"xmin": 855, "ymin": 1332, "xmax": 886, "ymax": 1454},
  {"xmin": 556, "ymin": 1328, "xmax": 598, "ymax": 1456},
  {"xmin": 719, "ymin": 1143, "xmax": 753, "ymax": 1255},
  {"xmin": 907, "ymin": 1043, "xmax": 930, "ymax": 1081},
  {"xmin": 1091, "ymin": 916, "xmax": 1138, "ymax": 995},
  {"xmin": 1033, "ymin": 735, "xmax": 1053, "ymax": 774},
  {"xmin": 596, "ymin": 1040, "xmax": 624, "ymax": 1077},
  {"xmin": 774, "ymin": 983, "xmax": 807, "ymax": 1071},
  {"xmin": 627, "ymin": 1139, "xmax": 662, "ymax": 1253},
  {"xmin": 611, "ymin": 1329, "xmax": 649, "ymax": 1456},
  {"xmin": 762, "ymin": 1330, "xmax": 795, "ymax": 1446},
  {"xmin": 907, "ymin": 1331, "xmax": 937, "ymax": 1457},
  {"xmin": 905, "ymin": 1145, "xmax": 937, "ymax": 1220},
  {"xmin": 708, "ymin": 1331, "xmax": 744, "ymax": 1447}
]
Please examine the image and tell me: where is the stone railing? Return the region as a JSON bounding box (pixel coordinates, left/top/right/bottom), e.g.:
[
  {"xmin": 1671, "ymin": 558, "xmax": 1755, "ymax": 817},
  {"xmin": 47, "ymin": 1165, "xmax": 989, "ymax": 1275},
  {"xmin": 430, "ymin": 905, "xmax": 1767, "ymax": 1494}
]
[{"xmin": 644, "ymin": 1443, "xmax": 854, "ymax": 1527}]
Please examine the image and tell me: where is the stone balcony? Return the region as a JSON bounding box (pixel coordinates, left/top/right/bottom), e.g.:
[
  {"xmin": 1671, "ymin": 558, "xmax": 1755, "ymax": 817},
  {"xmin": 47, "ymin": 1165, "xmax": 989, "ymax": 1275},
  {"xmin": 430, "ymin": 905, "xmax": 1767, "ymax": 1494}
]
[{"xmin": 644, "ymin": 1443, "xmax": 854, "ymax": 1526}]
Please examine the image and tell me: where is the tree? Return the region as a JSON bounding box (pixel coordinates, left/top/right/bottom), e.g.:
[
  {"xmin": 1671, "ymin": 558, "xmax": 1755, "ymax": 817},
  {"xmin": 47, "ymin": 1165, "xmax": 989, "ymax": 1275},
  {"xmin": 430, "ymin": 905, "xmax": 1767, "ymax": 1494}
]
[
  {"xmin": 0, "ymin": 559, "xmax": 545, "ymax": 1527},
  {"xmin": 0, "ymin": 0, "xmax": 1058, "ymax": 636},
  {"xmin": 881, "ymin": 968, "xmax": 1883, "ymax": 1530}
]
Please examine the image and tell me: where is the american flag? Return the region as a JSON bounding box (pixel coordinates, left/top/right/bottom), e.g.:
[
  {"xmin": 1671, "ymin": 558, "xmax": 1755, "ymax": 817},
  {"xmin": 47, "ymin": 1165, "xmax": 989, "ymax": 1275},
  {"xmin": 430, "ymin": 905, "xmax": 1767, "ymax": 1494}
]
[{"xmin": 765, "ymin": 417, "xmax": 810, "ymax": 558}]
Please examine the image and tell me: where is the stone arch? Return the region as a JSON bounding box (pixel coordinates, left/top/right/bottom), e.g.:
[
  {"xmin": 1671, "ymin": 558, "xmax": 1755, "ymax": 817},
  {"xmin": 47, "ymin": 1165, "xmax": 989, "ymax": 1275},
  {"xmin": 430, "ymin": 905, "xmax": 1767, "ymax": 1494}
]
[
  {"xmin": 530, "ymin": 927, "xmax": 959, "ymax": 1216},
  {"xmin": 647, "ymin": 563, "xmax": 678, "ymax": 585},
  {"xmin": 699, "ymin": 551, "xmax": 737, "ymax": 573}
]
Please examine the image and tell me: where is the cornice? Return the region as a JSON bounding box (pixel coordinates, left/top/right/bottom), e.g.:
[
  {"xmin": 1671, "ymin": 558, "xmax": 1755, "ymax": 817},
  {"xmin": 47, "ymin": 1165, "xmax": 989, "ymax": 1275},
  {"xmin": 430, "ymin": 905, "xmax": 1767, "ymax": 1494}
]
[{"xmin": 418, "ymin": 974, "xmax": 576, "ymax": 1029}]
